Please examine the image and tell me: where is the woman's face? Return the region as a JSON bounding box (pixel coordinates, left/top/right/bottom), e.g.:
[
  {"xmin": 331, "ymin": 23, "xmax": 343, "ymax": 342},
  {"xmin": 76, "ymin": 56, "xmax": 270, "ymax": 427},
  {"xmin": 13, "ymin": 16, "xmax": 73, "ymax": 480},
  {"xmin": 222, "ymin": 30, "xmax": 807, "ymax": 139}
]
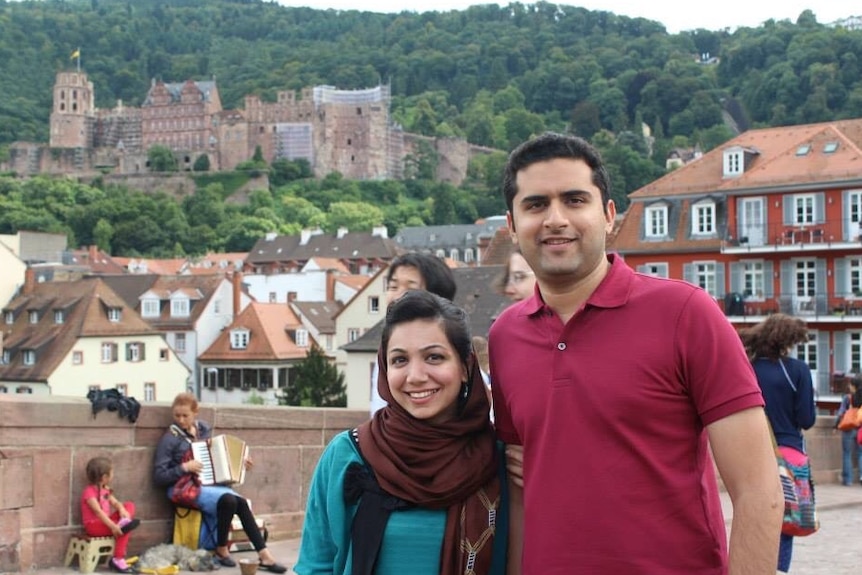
[
  {"xmin": 504, "ymin": 252, "xmax": 537, "ymax": 302},
  {"xmin": 172, "ymin": 403, "xmax": 197, "ymax": 432},
  {"xmin": 386, "ymin": 265, "xmax": 425, "ymax": 305},
  {"xmin": 386, "ymin": 319, "xmax": 466, "ymax": 425}
]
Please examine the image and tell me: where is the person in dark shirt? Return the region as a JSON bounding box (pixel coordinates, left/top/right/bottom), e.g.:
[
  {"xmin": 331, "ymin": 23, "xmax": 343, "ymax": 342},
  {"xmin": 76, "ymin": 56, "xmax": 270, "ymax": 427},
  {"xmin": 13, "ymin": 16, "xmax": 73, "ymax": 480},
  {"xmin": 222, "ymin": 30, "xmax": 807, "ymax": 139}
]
[{"xmin": 741, "ymin": 313, "xmax": 816, "ymax": 573}]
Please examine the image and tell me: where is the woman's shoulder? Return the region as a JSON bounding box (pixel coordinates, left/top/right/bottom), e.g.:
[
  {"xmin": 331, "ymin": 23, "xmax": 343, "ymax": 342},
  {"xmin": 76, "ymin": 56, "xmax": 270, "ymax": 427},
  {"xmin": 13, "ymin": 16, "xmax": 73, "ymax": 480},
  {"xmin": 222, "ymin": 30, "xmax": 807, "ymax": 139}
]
[{"xmin": 320, "ymin": 430, "xmax": 362, "ymax": 465}]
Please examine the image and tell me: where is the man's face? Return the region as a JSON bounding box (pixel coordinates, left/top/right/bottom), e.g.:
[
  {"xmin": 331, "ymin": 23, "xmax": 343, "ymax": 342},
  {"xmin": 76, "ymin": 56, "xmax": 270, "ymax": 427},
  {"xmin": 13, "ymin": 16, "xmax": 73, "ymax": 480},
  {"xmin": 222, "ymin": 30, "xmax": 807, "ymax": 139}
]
[
  {"xmin": 507, "ymin": 157, "xmax": 615, "ymax": 287},
  {"xmin": 386, "ymin": 265, "xmax": 424, "ymax": 305}
]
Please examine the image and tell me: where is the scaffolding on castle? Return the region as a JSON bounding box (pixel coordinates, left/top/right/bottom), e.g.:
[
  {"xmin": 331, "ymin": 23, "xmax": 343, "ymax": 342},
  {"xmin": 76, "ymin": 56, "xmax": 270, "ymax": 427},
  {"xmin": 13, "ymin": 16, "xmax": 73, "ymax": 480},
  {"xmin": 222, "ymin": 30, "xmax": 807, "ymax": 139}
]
[{"xmin": 312, "ymin": 85, "xmax": 390, "ymax": 106}]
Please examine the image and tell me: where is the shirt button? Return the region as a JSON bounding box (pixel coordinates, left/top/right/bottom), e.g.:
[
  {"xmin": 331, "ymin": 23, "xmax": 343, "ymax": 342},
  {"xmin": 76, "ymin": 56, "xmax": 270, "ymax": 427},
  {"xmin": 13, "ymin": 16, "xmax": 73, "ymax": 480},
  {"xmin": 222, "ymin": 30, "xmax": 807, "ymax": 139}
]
[{"xmin": 557, "ymin": 342, "xmax": 566, "ymax": 351}]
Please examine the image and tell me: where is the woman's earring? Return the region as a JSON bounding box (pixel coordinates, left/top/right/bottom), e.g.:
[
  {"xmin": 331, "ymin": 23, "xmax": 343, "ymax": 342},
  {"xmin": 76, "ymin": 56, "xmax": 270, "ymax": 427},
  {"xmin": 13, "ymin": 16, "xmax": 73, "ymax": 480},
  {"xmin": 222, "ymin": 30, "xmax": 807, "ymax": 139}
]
[{"xmin": 461, "ymin": 382, "xmax": 469, "ymax": 399}]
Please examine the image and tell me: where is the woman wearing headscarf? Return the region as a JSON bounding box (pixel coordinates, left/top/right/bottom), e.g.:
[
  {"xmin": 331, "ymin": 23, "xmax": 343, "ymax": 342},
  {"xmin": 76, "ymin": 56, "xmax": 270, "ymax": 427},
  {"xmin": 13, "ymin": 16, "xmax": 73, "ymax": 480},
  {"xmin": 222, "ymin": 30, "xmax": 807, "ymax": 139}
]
[{"xmin": 295, "ymin": 290, "xmax": 508, "ymax": 575}]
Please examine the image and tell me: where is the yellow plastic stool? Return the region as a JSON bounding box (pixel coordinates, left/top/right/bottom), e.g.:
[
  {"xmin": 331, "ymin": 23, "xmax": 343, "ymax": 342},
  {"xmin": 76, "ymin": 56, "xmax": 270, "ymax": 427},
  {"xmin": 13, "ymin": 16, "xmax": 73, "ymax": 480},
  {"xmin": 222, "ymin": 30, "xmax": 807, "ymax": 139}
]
[{"xmin": 64, "ymin": 535, "xmax": 116, "ymax": 573}]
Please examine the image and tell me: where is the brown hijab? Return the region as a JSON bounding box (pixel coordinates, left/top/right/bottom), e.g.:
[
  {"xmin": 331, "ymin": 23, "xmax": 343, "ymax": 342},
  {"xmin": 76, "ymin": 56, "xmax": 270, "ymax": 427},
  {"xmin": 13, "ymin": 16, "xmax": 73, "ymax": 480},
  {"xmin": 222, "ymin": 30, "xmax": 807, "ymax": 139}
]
[{"xmin": 357, "ymin": 347, "xmax": 500, "ymax": 575}]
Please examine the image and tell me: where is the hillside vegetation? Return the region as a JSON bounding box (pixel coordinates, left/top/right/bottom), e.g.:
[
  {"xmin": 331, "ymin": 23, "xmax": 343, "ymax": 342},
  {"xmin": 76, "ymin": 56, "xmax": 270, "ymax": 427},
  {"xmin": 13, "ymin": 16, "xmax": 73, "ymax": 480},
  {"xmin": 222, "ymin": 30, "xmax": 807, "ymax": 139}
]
[{"xmin": 0, "ymin": 0, "xmax": 860, "ymax": 257}]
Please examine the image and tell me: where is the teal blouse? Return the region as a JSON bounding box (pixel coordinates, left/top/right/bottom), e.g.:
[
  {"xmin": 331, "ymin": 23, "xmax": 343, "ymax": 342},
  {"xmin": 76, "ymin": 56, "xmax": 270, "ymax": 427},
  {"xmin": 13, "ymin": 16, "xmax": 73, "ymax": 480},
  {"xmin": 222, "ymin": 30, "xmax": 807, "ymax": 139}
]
[{"xmin": 293, "ymin": 431, "xmax": 507, "ymax": 575}]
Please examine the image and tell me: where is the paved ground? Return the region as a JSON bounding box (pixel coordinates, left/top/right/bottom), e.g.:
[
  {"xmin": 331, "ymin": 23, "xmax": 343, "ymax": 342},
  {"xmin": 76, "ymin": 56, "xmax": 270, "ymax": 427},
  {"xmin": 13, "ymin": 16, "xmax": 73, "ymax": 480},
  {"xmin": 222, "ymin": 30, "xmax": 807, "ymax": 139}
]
[{"xmin": 18, "ymin": 483, "xmax": 862, "ymax": 575}]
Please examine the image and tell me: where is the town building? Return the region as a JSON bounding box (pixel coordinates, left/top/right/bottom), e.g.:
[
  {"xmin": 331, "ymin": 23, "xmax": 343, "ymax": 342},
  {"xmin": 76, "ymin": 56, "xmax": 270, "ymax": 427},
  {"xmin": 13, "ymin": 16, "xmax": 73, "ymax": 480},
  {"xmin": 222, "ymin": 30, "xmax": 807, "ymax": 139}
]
[
  {"xmin": 0, "ymin": 273, "xmax": 189, "ymax": 398},
  {"xmin": 197, "ymin": 302, "xmax": 311, "ymax": 405},
  {"xmin": 612, "ymin": 118, "xmax": 862, "ymax": 401}
]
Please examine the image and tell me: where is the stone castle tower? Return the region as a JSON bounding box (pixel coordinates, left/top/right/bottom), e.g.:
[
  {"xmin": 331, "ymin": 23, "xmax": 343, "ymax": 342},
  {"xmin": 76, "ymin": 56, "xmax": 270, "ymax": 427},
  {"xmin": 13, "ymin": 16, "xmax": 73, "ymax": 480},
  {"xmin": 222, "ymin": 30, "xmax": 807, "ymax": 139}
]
[{"xmin": 49, "ymin": 71, "xmax": 95, "ymax": 148}]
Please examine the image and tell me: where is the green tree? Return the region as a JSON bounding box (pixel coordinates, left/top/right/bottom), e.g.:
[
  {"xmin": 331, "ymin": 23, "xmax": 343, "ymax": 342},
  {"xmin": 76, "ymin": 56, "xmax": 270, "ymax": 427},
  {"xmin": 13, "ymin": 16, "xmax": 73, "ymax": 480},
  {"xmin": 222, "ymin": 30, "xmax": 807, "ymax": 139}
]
[
  {"xmin": 328, "ymin": 201, "xmax": 384, "ymax": 232},
  {"xmin": 192, "ymin": 154, "xmax": 210, "ymax": 172},
  {"xmin": 148, "ymin": 145, "xmax": 178, "ymax": 172},
  {"xmin": 277, "ymin": 344, "xmax": 346, "ymax": 407},
  {"xmin": 92, "ymin": 218, "xmax": 113, "ymax": 252}
]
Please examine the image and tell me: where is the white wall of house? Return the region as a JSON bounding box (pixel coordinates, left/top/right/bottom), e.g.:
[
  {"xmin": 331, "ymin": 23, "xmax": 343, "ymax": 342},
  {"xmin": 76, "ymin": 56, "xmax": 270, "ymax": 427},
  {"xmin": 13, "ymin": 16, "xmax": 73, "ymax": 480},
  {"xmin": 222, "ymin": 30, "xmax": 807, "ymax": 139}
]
[
  {"xmin": 0, "ymin": 247, "xmax": 25, "ymax": 308},
  {"xmin": 47, "ymin": 335, "xmax": 189, "ymax": 400},
  {"xmin": 334, "ymin": 282, "xmax": 359, "ymax": 304},
  {"xmin": 155, "ymin": 279, "xmax": 252, "ymax": 397},
  {"xmin": 335, "ymin": 271, "xmax": 386, "ymax": 409},
  {"xmin": 244, "ymin": 271, "xmax": 330, "ymax": 303},
  {"xmin": 344, "ymin": 351, "xmax": 377, "ymax": 410}
]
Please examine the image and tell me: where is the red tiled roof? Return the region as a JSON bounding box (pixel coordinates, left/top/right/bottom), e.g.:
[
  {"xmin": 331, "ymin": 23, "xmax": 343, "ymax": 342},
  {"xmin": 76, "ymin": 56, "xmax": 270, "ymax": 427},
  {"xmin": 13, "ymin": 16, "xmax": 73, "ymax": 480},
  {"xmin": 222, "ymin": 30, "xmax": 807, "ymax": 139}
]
[
  {"xmin": 0, "ymin": 278, "xmax": 159, "ymax": 381},
  {"xmin": 614, "ymin": 118, "xmax": 862, "ymax": 254},
  {"xmin": 198, "ymin": 302, "xmax": 309, "ymax": 361}
]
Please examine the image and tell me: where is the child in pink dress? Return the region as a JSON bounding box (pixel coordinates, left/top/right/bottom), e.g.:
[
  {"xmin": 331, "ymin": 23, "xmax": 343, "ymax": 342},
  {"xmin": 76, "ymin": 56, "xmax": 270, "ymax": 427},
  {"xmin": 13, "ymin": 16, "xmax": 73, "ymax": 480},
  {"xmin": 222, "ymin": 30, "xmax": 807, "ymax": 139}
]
[{"xmin": 80, "ymin": 457, "xmax": 140, "ymax": 573}]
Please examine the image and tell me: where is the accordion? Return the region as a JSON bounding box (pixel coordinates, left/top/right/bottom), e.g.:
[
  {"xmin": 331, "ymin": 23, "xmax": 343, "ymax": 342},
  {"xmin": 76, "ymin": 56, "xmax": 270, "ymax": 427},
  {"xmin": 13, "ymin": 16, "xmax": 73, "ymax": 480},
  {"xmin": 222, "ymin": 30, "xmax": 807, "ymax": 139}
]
[{"xmin": 191, "ymin": 434, "xmax": 249, "ymax": 486}]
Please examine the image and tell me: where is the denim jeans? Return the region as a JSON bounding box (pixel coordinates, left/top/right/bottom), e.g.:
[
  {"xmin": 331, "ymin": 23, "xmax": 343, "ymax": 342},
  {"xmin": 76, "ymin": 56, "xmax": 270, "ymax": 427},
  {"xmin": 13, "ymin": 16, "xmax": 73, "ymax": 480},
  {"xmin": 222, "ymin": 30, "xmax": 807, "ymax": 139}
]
[
  {"xmin": 778, "ymin": 533, "xmax": 793, "ymax": 572},
  {"xmin": 841, "ymin": 429, "xmax": 860, "ymax": 484}
]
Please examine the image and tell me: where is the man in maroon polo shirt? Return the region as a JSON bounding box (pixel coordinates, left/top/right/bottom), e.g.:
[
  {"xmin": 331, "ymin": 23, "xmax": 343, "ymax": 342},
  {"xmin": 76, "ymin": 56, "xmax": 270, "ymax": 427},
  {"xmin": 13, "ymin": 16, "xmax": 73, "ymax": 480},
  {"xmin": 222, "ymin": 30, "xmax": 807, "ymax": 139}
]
[{"xmin": 489, "ymin": 133, "xmax": 783, "ymax": 575}]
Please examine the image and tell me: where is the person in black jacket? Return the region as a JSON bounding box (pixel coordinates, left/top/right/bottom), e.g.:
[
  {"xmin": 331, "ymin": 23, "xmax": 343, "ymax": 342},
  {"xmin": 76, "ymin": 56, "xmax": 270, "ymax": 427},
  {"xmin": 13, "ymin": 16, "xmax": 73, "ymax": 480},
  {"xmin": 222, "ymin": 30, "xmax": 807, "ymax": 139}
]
[{"xmin": 153, "ymin": 393, "xmax": 286, "ymax": 573}]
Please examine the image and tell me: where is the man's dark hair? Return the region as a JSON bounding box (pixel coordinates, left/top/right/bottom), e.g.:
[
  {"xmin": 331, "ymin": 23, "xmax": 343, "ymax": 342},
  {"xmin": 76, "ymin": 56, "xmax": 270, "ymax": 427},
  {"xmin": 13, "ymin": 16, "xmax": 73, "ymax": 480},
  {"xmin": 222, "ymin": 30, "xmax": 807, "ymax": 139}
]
[
  {"xmin": 502, "ymin": 132, "xmax": 612, "ymax": 214},
  {"xmin": 386, "ymin": 252, "xmax": 457, "ymax": 300}
]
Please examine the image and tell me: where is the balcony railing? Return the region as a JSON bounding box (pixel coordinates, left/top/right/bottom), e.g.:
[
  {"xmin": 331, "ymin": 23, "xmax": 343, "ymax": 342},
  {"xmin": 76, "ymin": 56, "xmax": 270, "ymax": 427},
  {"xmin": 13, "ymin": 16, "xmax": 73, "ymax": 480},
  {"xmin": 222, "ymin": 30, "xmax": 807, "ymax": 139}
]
[
  {"xmin": 721, "ymin": 218, "xmax": 862, "ymax": 253},
  {"xmin": 720, "ymin": 291, "xmax": 862, "ymax": 320}
]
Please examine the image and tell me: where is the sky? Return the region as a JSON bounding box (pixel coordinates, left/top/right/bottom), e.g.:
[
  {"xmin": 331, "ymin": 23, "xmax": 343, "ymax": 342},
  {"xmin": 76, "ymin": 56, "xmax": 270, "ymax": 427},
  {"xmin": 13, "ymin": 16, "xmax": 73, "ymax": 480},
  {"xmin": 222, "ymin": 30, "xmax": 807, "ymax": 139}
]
[{"xmin": 273, "ymin": 1, "xmax": 858, "ymax": 33}]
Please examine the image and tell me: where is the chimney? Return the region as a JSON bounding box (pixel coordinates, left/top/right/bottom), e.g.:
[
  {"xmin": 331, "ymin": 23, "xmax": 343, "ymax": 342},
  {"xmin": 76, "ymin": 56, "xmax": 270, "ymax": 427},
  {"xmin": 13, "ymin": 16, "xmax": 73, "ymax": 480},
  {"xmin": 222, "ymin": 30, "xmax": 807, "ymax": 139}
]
[
  {"xmin": 326, "ymin": 269, "xmax": 336, "ymax": 301},
  {"xmin": 372, "ymin": 225, "xmax": 388, "ymax": 239},
  {"xmin": 232, "ymin": 271, "xmax": 242, "ymax": 319},
  {"xmin": 336, "ymin": 227, "xmax": 348, "ymax": 239},
  {"xmin": 300, "ymin": 229, "xmax": 312, "ymax": 246},
  {"xmin": 265, "ymin": 232, "xmax": 277, "ymax": 242},
  {"xmin": 23, "ymin": 267, "xmax": 36, "ymax": 296},
  {"xmin": 89, "ymin": 244, "xmax": 98, "ymax": 263},
  {"xmin": 287, "ymin": 291, "xmax": 297, "ymax": 303}
]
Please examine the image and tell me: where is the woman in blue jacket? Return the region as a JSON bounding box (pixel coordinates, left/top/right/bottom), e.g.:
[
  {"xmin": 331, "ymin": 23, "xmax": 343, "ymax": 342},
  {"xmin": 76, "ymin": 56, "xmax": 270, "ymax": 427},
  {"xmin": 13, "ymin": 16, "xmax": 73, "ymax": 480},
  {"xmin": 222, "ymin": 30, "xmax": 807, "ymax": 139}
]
[{"xmin": 741, "ymin": 313, "xmax": 816, "ymax": 573}]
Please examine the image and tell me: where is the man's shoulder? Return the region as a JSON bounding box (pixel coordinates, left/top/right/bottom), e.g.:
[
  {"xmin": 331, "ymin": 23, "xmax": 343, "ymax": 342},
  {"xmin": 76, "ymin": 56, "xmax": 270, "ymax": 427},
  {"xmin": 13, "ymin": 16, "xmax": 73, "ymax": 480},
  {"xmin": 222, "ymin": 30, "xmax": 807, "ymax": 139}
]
[{"xmin": 490, "ymin": 299, "xmax": 532, "ymax": 333}]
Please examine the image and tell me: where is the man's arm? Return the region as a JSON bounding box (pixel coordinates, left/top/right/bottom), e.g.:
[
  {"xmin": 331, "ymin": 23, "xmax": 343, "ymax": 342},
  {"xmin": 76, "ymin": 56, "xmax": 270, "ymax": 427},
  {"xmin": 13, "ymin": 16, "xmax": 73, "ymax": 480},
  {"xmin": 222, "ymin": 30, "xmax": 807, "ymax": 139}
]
[
  {"xmin": 505, "ymin": 445, "xmax": 524, "ymax": 575},
  {"xmin": 707, "ymin": 407, "xmax": 783, "ymax": 575}
]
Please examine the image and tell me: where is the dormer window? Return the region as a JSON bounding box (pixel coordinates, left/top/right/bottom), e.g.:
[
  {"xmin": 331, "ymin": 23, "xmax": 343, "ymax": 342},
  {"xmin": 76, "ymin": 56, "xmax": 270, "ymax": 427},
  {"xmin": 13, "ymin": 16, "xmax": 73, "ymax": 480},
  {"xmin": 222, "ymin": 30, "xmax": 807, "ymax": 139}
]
[
  {"xmin": 1, "ymin": 350, "xmax": 10, "ymax": 364},
  {"xmin": 230, "ymin": 328, "xmax": 250, "ymax": 350},
  {"xmin": 4, "ymin": 311, "xmax": 13, "ymax": 324},
  {"xmin": 691, "ymin": 201, "xmax": 716, "ymax": 236},
  {"xmin": 54, "ymin": 310, "xmax": 64, "ymax": 324},
  {"xmin": 22, "ymin": 350, "xmax": 35, "ymax": 366},
  {"xmin": 171, "ymin": 297, "xmax": 190, "ymax": 317},
  {"xmin": 296, "ymin": 329, "xmax": 309, "ymax": 347},
  {"xmin": 723, "ymin": 149, "xmax": 743, "ymax": 177},
  {"xmin": 644, "ymin": 205, "xmax": 668, "ymax": 238},
  {"xmin": 142, "ymin": 298, "xmax": 160, "ymax": 318},
  {"xmin": 107, "ymin": 307, "xmax": 122, "ymax": 322},
  {"xmin": 29, "ymin": 310, "xmax": 39, "ymax": 324}
]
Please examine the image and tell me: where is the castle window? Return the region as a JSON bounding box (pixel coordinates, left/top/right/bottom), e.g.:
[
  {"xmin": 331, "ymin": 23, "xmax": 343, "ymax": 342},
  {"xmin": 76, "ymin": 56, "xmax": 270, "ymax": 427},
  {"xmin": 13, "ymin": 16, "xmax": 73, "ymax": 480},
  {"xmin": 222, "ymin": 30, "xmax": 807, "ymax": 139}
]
[
  {"xmin": 356, "ymin": 107, "xmax": 362, "ymax": 115},
  {"xmin": 60, "ymin": 103, "xmax": 65, "ymax": 111},
  {"xmin": 72, "ymin": 103, "xmax": 77, "ymax": 112},
  {"xmin": 61, "ymin": 90, "xmax": 65, "ymax": 99},
  {"xmin": 347, "ymin": 138, "xmax": 352, "ymax": 146},
  {"xmin": 73, "ymin": 90, "xmax": 77, "ymax": 100}
]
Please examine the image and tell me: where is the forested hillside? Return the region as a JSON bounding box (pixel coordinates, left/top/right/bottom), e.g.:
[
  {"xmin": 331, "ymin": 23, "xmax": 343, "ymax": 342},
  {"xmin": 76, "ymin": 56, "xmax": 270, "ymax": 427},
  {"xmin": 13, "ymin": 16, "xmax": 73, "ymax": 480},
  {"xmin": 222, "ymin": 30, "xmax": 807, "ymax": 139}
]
[{"xmin": 0, "ymin": 0, "xmax": 860, "ymax": 257}]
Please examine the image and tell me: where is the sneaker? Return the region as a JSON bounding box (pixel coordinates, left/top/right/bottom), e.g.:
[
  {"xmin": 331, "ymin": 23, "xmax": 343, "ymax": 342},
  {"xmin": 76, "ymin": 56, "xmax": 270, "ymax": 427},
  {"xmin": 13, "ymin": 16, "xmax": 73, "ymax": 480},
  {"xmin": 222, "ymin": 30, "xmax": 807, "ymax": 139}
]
[{"xmin": 120, "ymin": 518, "xmax": 140, "ymax": 534}]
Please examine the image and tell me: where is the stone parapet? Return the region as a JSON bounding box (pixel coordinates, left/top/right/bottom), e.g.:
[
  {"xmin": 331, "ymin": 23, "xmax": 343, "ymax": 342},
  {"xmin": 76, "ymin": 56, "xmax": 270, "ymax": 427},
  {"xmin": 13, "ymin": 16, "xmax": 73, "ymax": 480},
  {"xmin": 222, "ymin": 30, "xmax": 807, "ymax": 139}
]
[{"xmin": 0, "ymin": 395, "xmax": 367, "ymax": 573}]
